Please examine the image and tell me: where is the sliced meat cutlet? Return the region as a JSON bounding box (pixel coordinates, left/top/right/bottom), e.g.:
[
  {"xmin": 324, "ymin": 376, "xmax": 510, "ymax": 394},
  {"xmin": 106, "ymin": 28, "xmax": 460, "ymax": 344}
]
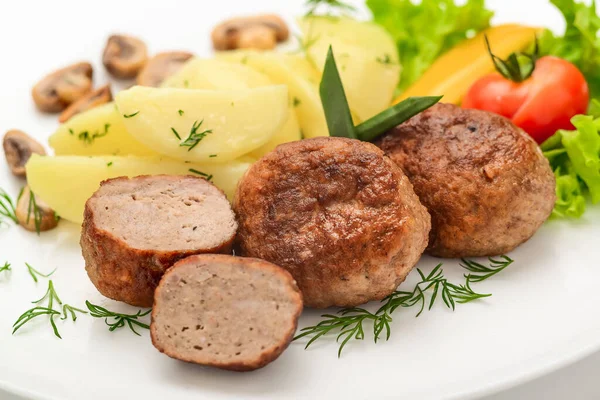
[
  {"xmin": 151, "ymin": 254, "xmax": 303, "ymax": 372},
  {"xmin": 81, "ymin": 175, "xmax": 237, "ymax": 307}
]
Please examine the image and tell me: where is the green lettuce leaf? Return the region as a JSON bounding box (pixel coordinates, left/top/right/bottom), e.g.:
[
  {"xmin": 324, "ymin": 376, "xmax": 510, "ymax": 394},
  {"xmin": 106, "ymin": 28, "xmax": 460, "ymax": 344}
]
[
  {"xmin": 366, "ymin": 0, "xmax": 493, "ymax": 93},
  {"xmin": 539, "ymin": 0, "xmax": 600, "ymax": 97},
  {"xmin": 552, "ymin": 164, "xmax": 586, "ymax": 218},
  {"xmin": 561, "ymin": 116, "xmax": 600, "ymax": 203},
  {"xmin": 542, "ymin": 114, "xmax": 600, "ymax": 218}
]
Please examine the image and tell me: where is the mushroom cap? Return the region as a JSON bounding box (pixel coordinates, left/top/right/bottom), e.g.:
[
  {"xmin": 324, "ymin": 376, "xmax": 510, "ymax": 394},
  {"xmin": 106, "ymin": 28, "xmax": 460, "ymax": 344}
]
[
  {"xmin": 59, "ymin": 84, "xmax": 113, "ymax": 123},
  {"xmin": 211, "ymin": 14, "xmax": 289, "ymax": 51},
  {"xmin": 16, "ymin": 186, "xmax": 58, "ymax": 232},
  {"xmin": 3, "ymin": 130, "xmax": 46, "ymax": 178},
  {"xmin": 136, "ymin": 51, "xmax": 193, "ymax": 87},
  {"xmin": 237, "ymin": 25, "xmax": 278, "ymax": 50},
  {"xmin": 103, "ymin": 34, "xmax": 148, "ymax": 79},
  {"xmin": 32, "ymin": 62, "xmax": 93, "ymax": 112}
]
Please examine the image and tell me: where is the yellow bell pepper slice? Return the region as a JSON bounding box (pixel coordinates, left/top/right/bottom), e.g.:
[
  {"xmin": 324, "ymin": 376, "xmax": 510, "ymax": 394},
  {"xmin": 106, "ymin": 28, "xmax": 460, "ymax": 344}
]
[{"xmin": 394, "ymin": 24, "xmax": 542, "ymax": 105}]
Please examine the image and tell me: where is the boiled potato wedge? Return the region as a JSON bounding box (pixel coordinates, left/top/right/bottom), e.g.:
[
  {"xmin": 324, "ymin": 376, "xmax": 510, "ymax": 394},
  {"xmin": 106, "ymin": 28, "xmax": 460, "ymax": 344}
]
[
  {"xmin": 217, "ymin": 50, "xmax": 328, "ymax": 138},
  {"xmin": 161, "ymin": 58, "xmax": 272, "ymax": 89},
  {"xmin": 250, "ymin": 109, "xmax": 301, "ymax": 158},
  {"xmin": 115, "ymin": 85, "xmax": 288, "ymax": 163},
  {"xmin": 26, "ymin": 154, "xmax": 253, "ymax": 224},
  {"xmin": 163, "ymin": 58, "xmax": 301, "ymax": 155},
  {"xmin": 298, "ymin": 16, "xmax": 401, "ymax": 121},
  {"xmin": 298, "ymin": 16, "xmax": 398, "ymax": 63},
  {"xmin": 49, "ymin": 103, "xmax": 157, "ymax": 156},
  {"xmin": 280, "ymin": 53, "xmax": 321, "ymax": 85}
]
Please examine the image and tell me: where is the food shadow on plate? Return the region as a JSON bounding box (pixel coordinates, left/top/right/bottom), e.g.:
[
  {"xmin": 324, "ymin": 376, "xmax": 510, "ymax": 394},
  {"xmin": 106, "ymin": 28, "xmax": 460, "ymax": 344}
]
[{"xmin": 161, "ymin": 346, "xmax": 308, "ymax": 396}]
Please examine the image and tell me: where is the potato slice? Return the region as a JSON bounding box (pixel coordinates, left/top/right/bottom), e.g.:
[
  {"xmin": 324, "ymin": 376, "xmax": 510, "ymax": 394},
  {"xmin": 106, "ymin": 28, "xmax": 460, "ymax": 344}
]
[
  {"xmin": 161, "ymin": 58, "xmax": 272, "ymax": 89},
  {"xmin": 217, "ymin": 50, "xmax": 328, "ymax": 138},
  {"xmin": 298, "ymin": 17, "xmax": 398, "ymax": 63},
  {"xmin": 49, "ymin": 103, "xmax": 157, "ymax": 156},
  {"xmin": 250, "ymin": 108, "xmax": 301, "ymax": 158},
  {"xmin": 26, "ymin": 154, "xmax": 253, "ymax": 224},
  {"xmin": 163, "ymin": 58, "xmax": 301, "ymax": 156},
  {"xmin": 115, "ymin": 85, "xmax": 288, "ymax": 163},
  {"xmin": 280, "ymin": 53, "xmax": 321, "ymax": 85},
  {"xmin": 298, "ymin": 17, "xmax": 401, "ymax": 122}
]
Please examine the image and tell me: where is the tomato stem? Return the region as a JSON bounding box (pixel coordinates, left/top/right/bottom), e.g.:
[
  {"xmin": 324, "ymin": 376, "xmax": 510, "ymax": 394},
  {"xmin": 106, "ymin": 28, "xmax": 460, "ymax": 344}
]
[{"xmin": 485, "ymin": 34, "xmax": 539, "ymax": 83}]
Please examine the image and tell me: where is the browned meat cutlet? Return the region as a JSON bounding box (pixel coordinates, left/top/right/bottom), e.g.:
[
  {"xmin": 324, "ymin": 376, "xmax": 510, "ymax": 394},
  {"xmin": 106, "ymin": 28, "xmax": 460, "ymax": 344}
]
[
  {"xmin": 376, "ymin": 103, "xmax": 556, "ymax": 258},
  {"xmin": 234, "ymin": 137, "xmax": 431, "ymax": 308}
]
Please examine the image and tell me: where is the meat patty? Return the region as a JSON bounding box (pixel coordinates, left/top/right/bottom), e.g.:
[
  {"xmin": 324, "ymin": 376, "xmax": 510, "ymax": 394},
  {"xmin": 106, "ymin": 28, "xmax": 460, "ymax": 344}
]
[
  {"xmin": 81, "ymin": 175, "xmax": 237, "ymax": 307},
  {"xmin": 151, "ymin": 254, "xmax": 303, "ymax": 372},
  {"xmin": 376, "ymin": 103, "xmax": 556, "ymax": 258},
  {"xmin": 234, "ymin": 137, "xmax": 431, "ymax": 308}
]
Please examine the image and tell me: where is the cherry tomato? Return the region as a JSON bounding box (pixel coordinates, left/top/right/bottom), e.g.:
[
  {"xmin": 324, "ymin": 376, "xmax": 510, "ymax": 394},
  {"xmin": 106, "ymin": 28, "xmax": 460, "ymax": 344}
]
[{"xmin": 463, "ymin": 56, "xmax": 589, "ymax": 144}]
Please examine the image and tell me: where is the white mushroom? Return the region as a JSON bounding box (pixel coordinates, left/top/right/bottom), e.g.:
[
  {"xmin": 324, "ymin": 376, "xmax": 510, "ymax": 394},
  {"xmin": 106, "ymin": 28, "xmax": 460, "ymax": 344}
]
[{"xmin": 211, "ymin": 15, "xmax": 289, "ymax": 51}]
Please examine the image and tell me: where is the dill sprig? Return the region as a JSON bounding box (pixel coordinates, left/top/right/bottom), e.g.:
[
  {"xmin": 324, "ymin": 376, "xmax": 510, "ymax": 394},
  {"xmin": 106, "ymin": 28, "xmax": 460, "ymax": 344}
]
[
  {"xmin": 25, "ymin": 189, "xmax": 43, "ymax": 235},
  {"xmin": 461, "ymin": 255, "xmax": 514, "ymax": 283},
  {"xmin": 0, "ymin": 188, "xmax": 18, "ymax": 225},
  {"xmin": 85, "ymin": 301, "xmax": 151, "ymax": 336},
  {"xmin": 188, "ymin": 168, "xmax": 213, "ymax": 181},
  {"xmin": 376, "ymin": 54, "xmax": 397, "ymax": 65},
  {"xmin": 295, "ymin": 32, "xmax": 320, "ymax": 55},
  {"xmin": 123, "ymin": 111, "xmax": 140, "ymax": 118},
  {"xmin": 77, "ymin": 123, "xmax": 111, "ymax": 145},
  {"xmin": 179, "ymin": 120, "xmax": 213, "ymax": 151},
  {"xmin": 13, "ymin": 280, "xmax": 87, "ymax": 339},
  {"xmin": 0, "ymin": 262, "xmax": 11, "ymax": 275},
  {"xmin": 25, "ymin": 262, "xmax": 56, "ymax": 283},
  {"xmin": 305, "ymin": 0, "xmax": 356, "ymax": 16},
  {"xmin": 294, "ymin": 308, "xmax": 391, "ymax": 357},
  {"xmin": 294, "ymin": 256, "xmax": 512, "ymax": 356}
]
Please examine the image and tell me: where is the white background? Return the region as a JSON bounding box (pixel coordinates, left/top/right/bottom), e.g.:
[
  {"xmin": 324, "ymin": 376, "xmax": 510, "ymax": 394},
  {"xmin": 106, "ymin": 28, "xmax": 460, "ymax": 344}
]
[{"xmin": 1, "ymin": 0, "xmax": 599, "ymax": 399}]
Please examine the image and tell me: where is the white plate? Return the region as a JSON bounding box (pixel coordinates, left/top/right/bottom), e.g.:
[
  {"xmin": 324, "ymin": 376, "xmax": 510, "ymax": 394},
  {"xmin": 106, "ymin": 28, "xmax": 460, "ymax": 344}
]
[{"xmin": 0, "ymin": 1, "xmax": 597, "ymax": 399}]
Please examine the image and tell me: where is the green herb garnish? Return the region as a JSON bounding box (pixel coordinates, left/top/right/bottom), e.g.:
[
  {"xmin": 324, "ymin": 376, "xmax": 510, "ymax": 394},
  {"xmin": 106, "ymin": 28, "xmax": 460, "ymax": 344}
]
[
  {"xmin": 320, "ymin": 46, "xmax": 441, "ymax": 141},
  {"xmin": 354, "ymin": 96, "xmax": 443, "ymax": 142},
  {"xmin": 294, "ymin": 256, "xmax": 513, "ymax": 356},
  {"xmin": 376, "ymin": 54, "xmax": 396, "ymax": 65},
  {"xmin": 178, "ymin": 109, "xmax": 185, "ymax": 116},
  {"xmin": 107, "ymin": 162, "xmax": 113, "ymax": 167},
  {"xmin": 0, "ymin": 188, "xmax": 18, "ymax": 225},
  {"xmin": 305, "ymin": 0, "xmax": 356, "ymax": 16},
  {"xmin": 295, "ymin": 32, "xmax": 320, "ymax": 55},
  {"xmin": 209, "ymin": 154, "xmax": 218, "ymax": 158},
  {"xmin": 188, "ymin": 169, "xmax": 214, "ymax": 181},
  {"xmin": 320, "ymin": 47, "xmax": 356, "ymax": 139},
  {"xmin": 460, "ymin": 255, "xmax": 514, "ymax": 283},
  {"xmin": 25, "ymin": 262, "xmax": 56, "ymax": 283},
  {"xmin": 171, "ymin": 127, "xmax": 181, "ymax": 140},
  {"xmin": 13, "ymin": 280, "xmax": 86, "ymax": 339},
  {"xmin": 85, "ymin": 301, "xmax": 151, "ymax": 336},
  {"xmin": 0, "ymin": 262, "xmax": 11, "ymax": 275},
  {"xmin": 293, "ymin": 97, "xmax": 302, "ymax": 107},
  {"xmin": 123, "ymin": 111, "xmax": 140, "ymax": 118},
  {"xmin": 77, "ymin": 124, "xmax": 111, "ymax": 145},
  {"xmin": 25, "ymin": 189, "xmax": 43, "ymax": 235},
  {"xmin": 179, "ymin": 120, "xmax": 213, "ymax": 151}
]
